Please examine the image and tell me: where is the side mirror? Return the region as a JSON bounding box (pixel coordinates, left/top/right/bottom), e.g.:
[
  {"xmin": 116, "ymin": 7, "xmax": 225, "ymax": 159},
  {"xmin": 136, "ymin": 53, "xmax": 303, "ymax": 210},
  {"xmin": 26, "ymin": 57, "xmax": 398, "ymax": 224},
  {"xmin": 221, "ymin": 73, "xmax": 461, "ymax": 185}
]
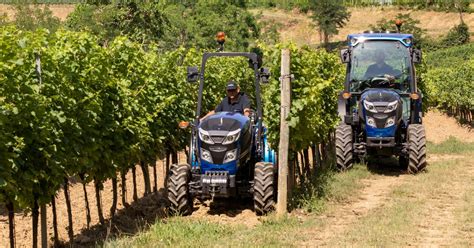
[
  {"xmin": 187, "ymin": 66, "xmax": 199, "ymax": 83},
  {"xmin": 340, "ymin": 49, "xmax": 350, "ymax": 63},
  {"xmin": 412, "ymin": 49, "xmax": 422, "ymax": 64},
  {"xmin": 259, "ymin": 67, "xmax": 271, "ymax": 84}
]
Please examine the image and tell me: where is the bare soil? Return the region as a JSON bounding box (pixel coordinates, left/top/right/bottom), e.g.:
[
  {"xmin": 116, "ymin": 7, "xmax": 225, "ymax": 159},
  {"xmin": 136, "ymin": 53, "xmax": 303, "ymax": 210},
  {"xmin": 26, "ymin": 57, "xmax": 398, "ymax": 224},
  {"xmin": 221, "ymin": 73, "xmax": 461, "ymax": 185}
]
[
  {"xmin": 189, "ymin": 199, "xmax": 261, "ymax": 228},
  {"xmin": 423, "ymin": 109, "xmax": 474, "ymax": 143}
]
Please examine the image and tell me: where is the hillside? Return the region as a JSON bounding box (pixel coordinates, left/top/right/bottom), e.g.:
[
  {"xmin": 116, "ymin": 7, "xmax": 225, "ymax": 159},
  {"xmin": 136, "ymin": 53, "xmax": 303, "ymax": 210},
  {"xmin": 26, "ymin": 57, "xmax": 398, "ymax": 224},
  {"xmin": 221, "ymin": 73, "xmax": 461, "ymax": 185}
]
[{"xmin": 252, "ymin": 7, "xmax": 474, "ymax": 46}]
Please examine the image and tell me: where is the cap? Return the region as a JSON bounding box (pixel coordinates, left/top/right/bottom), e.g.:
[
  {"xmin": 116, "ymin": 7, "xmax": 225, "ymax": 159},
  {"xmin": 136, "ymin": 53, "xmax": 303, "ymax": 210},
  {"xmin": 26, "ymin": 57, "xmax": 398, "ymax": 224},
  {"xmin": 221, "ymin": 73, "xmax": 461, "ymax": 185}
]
[{"xmin": 226, "ymin": 81, "xmax": 238, "ymax": 90}]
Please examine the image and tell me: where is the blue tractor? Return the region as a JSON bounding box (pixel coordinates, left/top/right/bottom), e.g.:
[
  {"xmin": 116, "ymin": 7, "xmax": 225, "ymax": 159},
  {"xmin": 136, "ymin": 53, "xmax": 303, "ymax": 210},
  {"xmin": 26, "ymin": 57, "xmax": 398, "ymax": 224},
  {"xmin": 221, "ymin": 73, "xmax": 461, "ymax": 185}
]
[
  {"xmin": 336, "ymin": 28, "xmax": 427, "ymax": 174},
  {"xmin": 167, "ymin": 36, "xmax": 276, "ymax": 215}
]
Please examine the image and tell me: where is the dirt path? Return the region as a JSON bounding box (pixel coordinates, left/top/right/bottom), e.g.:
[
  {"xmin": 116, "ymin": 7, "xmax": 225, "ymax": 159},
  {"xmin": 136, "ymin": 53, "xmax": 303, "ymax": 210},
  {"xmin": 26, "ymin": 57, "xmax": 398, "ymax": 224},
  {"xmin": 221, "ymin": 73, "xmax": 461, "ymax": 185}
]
[
  {"xmin": 415, "ymin": 158, "xmax": 474, "ymax": 246},
  {"xmin": 303, "ymin": 169, "xmax": 409, "ymax": 246},
  {"xmin": 189, "ymin": 199, "xmax": 261, "ymax": 228}
]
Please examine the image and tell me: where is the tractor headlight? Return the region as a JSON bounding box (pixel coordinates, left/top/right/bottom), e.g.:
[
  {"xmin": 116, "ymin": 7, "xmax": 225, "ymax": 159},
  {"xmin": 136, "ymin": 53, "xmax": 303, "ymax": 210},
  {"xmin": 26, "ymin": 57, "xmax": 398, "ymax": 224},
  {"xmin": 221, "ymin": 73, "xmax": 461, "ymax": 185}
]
[
  {"xmin": 385, "ymin": 116, "xmax": 396, "ymax": 127},
  {"xmin": 367, "ymin": 117, "xmax": 377, "ymax": 128},
  {"xmin": 200, "ymin": 148, "xmax": 213, "ymax": 163},
  {"xmin": 384, "ymin": 100, "xmax": 398, "ymax": 113},
  {"xmin": 198, "ymin": 128, "xmax": 214, "ymax": 144},
  {"xmin": 223, "ymin": 149, "xmax": 238, "ymax": 163},
  {"xmin": 363, "ymin": 100, "xmax": 377, "ymax": 113},
  {"xmin": 222, "ymin": 129, "xmax": 241, "ymax": 145}
]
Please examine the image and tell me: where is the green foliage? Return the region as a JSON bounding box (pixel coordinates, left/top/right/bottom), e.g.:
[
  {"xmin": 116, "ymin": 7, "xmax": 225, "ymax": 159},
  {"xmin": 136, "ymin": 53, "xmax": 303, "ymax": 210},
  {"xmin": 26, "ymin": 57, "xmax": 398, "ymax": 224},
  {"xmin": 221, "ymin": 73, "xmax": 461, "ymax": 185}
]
[
  {"xmin": 423, "ymin": 43, "xmax": 474, "ymax": 123},
  {"xmin": 0, "ymin": 13, "xmax": 8, "ymax": 26},
  {"xmin": 443, "ymin": 22, "xmax": 470, "ymax": 47},
  {"xmin": 308, "ymin": 0, "xmax": 351, "ymax": 48},
  {"xmin": 262, "ymin": 44, "xmax": 344, "ymax": 151},
  {"xmin": 9, "ymin": 4, "xmax": 61, "ymax": 32},
  {"xmin": 342, "ymin": 0, "xmax": 472, "ymax": 12},
  {"xmin": 423, "ymin": 58, "xmax": 474, "ymax": 113},
  {"xmin": 0, "ymin": 24, "xmax": 344, "ymax": 213},
  {"xmin": 66, "ymin": 2, "xmax": 168, "ymax": 45},
  {"xmin": 425, "ymin": 42, "xmax": 474, "ymax": 69},
  {"xmin": 370, "ymin": 13, "xmax": 426, "ymax": 45},
  {"xmin": 65, "ymin": 4, "xmax": 124, "ymax": 43},
  {"xmin": 66, "ymin": 1, "xmax": 260, "ymax": 51}
]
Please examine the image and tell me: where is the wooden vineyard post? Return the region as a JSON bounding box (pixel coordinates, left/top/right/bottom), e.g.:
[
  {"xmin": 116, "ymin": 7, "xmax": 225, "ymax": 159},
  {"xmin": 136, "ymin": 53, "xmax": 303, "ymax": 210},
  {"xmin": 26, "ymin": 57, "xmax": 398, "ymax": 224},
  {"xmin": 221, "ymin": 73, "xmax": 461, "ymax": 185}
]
[
  {"xmin": 35, "ymin": 53, "xmax": 48, "ymax": 248},
  {"xmin": 277, "ymin": 49, "xmax": 291, "ymax": 217}
]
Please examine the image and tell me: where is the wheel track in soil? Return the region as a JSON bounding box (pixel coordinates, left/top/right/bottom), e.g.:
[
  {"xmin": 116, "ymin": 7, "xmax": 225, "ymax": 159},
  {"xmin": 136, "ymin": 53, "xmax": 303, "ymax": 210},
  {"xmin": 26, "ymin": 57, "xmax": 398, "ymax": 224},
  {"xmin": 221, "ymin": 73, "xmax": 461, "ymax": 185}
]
[{"xmin": 302, "ymin": 171, "xmax": 409, "ymax": 246}]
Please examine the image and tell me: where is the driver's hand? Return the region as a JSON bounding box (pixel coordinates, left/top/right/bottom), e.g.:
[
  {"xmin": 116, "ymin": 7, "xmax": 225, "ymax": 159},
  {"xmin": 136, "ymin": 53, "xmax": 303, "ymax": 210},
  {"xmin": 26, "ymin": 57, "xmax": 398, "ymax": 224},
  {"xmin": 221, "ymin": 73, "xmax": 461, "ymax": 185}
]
[{"xmin": 384, "ymin": 74, "xmax": 395, "ymax": 82}]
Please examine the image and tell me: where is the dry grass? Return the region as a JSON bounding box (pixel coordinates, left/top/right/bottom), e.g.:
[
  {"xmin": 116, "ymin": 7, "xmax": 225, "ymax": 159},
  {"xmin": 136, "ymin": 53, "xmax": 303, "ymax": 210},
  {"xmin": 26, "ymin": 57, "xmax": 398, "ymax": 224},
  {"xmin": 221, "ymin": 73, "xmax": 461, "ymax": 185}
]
[{"xmin": 252, "ymin": 6, "xmax": 474, "ymax": 46}]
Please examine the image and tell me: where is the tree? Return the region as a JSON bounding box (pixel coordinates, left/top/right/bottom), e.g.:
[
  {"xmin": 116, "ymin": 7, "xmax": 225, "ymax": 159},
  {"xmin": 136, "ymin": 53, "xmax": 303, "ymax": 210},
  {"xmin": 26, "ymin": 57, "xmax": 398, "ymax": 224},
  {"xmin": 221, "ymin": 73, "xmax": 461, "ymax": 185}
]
[
  {"xmin": 10, "ymin": 4, "xmax": 61, "ymax": 32},
  {"xmin": 309, "ymin": 0, "xmax": 350, "ymax": 50},
  {"xmin": 66, "ymin": 1, "xmax": 259, "ymax": 51}
]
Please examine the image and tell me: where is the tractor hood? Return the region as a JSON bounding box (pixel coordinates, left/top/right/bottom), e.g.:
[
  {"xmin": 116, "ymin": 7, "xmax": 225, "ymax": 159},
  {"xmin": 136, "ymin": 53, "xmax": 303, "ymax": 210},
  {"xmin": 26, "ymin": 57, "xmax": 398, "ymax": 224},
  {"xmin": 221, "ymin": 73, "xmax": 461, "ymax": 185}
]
[
  {"xmin": 359, "ymin": 89, "xmax": 403, "ymax": 136},
  {"xmin": 199, "ymin": 112, "xmax": 250, "ymax": 133},
  {"xmin": 362, "ymin": 89, "xmax": 400, "ymax": 103},
  {"xmin": 198, "ymin": 112, "xmax": 252, "ymax": 172}
]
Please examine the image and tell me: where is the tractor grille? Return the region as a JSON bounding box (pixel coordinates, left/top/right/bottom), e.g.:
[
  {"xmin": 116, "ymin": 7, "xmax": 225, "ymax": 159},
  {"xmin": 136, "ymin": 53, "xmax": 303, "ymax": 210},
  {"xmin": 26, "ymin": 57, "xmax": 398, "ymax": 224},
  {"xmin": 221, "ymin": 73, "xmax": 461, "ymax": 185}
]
[
  {"xmin": 375, "ymin": 106, "xmax": 386, "ymax": 112},
  {"xmin": 211, "ymin": 136, "xmax": 225, "ymax": 143}
]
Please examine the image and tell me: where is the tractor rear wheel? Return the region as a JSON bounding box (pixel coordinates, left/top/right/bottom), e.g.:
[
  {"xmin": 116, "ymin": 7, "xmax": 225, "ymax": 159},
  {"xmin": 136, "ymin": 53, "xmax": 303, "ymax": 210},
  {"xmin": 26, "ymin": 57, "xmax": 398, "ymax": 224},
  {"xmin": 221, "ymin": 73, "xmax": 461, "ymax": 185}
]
[
  {"xmin": 407, "ymin": 124, "xmax": 427, "ymax": 174},
  {"xmin": 167, "ymin": 163, "xmax": 193, "ymax": 215},
  {"xmin": 336, "ymin": 124, "xmax": 353, "ymax": 171},
  {"xmin": 253, "ymin": 162, "xmax": 275, "ymax": 215}
]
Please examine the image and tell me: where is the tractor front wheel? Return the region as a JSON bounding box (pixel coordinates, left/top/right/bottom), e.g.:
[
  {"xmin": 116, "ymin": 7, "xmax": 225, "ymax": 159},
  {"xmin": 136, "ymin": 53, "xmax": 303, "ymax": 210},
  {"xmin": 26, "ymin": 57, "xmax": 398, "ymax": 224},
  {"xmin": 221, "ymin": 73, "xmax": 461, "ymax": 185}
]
[
  {"xmin": 336, "ymin": 124, "xmax": 353, "ymax": 171},
  {"xmin": 167, "ymin": 163, "xmax": 193, "ymax": 215},
  {"xmin": 407, "ymin": 124, "xmax": 427, "ymax": 174},
  {"xmin": 253, "ymin": 162, "xmax": 275, "ymax": 215}
]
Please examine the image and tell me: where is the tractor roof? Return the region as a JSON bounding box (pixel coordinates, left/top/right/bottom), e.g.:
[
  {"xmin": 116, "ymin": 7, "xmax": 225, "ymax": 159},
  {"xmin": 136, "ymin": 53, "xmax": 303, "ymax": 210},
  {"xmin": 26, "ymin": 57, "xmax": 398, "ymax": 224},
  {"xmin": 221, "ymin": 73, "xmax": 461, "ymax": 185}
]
[{"xmin": 347, "ymin": 33, "xmax": 414, "ymax": 47}]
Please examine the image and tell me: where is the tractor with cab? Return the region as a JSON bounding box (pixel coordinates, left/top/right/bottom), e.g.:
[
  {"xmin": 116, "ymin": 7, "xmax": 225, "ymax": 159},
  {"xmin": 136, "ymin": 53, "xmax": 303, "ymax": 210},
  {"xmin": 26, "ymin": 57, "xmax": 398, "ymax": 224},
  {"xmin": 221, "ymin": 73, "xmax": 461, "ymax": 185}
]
[{"xmin": 336, "ymin": 23, "xmax": 427, "ymax": 174}]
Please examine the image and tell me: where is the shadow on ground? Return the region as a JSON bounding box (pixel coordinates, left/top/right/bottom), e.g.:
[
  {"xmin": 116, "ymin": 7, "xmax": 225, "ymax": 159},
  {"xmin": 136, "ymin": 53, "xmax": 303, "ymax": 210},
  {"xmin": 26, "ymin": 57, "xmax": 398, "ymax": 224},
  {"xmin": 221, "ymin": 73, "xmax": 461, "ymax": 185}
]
[
  {"xmin": 194, "ymin": 197, "xmax": 254, "ymax": 218},
  {"xmin": 62, "ymin": 189, "xmax": 169, "ymax": 248},
  {"xmin": 366, "ymin": 156, "xmax": 406, "ymax": 176}
]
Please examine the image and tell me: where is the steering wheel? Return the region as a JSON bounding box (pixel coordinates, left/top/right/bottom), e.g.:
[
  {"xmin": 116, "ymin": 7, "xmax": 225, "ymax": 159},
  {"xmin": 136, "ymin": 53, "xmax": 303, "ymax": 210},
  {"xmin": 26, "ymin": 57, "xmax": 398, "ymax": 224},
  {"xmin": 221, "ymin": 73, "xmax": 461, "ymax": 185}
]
[{"xmin": 370, "ymin": 74, "xmax": 395, "ymax": 88}]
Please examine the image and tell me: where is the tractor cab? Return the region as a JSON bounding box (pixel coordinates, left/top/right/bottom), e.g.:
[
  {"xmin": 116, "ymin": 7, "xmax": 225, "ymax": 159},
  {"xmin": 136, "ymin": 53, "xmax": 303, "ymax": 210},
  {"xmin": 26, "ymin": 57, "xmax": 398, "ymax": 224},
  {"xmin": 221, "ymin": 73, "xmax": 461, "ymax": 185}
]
[
  {"xmin": 336, "ymin": 25, "xmax": 427, "ymax": 174},
  {"xmin": 167, "ymin": 32, "xmax": 276, "ymax": 216}
]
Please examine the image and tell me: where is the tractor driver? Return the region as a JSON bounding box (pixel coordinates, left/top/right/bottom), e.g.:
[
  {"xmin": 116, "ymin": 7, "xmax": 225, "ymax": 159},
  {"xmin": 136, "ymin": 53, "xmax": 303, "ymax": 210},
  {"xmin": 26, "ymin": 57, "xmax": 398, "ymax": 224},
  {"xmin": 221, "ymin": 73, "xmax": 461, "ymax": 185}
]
[
  {"xmin": 202, "ymin": 81, "xmax": 251, "ymax": 120},
  {"xmin": 364, "ymin": 51, "xmax": 398, "ymax": 80}
]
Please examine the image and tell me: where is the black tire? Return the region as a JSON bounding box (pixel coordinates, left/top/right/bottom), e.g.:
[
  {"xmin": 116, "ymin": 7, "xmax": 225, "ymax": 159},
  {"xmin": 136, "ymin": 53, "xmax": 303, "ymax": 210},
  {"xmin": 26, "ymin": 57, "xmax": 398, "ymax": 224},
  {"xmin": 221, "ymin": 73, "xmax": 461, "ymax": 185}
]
[
  {"xmin": 167, "ymin": 163, "xmax": 193, "ymax": 215},
  {"xmin": 335, "ymin": 124, "xmax": 353, "ymax": 171},
  {"xmin": 253, "ymin": 162, "xmax": 275, "ymax": 215},
  {"xmin": 407, "ymin": 124, "xmax": 427, "ymax": 174}
]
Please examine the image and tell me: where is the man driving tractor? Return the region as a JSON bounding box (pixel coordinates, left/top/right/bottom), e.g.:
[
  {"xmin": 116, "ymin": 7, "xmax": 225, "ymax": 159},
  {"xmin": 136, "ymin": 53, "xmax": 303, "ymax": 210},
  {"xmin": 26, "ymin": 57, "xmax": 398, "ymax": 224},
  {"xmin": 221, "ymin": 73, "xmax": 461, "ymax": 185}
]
[
  {"xmin": 202, "ymin": 80, "xmax": 251, "ymax": 119},
  {"xmin": 364, "ymin": 51, "xmax": 399, "ymax": 79}
]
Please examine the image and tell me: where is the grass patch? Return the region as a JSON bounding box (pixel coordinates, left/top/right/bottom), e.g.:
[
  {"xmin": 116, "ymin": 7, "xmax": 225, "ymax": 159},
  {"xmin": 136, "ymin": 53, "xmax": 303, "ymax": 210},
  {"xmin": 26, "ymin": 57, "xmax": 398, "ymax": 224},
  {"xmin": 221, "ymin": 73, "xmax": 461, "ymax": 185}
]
[
  {"xmin": 104, "ymin": 218, "xmax": 238, "ymax": 247},
  {"xmin": 454, "ymin": 186, "xmax": 474, "ymax": 246},
  {"xmin": 427, "ymin": 136, "xmax": 474, "ymax": 154},
  {"xmin": 291, "ymin": 163, "xmax": 372, "ymax": 214},
  {"xmin": 105, "ymin": 215, "xmax": 307, "ymax": 247}
]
